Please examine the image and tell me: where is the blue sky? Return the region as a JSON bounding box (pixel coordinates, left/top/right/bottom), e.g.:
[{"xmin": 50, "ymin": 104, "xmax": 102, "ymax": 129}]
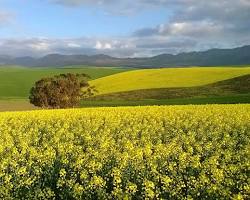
[
  {"xmin": 0, "ymin": 0, "xmax": 249, "ymax": 57},
  {"xmin": 0, "ymin": 0, "xmax": 170, "ymax": 38}
]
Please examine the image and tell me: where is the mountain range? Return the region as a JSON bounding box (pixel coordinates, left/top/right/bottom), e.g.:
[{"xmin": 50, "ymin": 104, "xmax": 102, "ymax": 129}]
[{"xmin": 1, "ymin": 45, "xmax": 250, "ymax": 68}]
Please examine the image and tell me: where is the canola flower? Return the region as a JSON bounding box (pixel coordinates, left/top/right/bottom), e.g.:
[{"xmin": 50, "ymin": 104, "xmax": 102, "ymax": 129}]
[{"xmin": 0, "ymin": 105, "xmax": 249, "ymax": 199}]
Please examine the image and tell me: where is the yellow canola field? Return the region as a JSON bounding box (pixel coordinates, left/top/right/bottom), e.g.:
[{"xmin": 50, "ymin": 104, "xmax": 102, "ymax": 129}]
[
  {"xmin": 90, "ymin": 67, "xmax": 250, "ymax": 94},
  {"xmin": 0, "ymin": 105, "xmax": 249, "ymax": 199}
]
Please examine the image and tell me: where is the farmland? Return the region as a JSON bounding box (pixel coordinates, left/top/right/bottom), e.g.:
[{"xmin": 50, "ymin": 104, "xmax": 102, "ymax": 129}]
[
  {"xmin": 0, "ymin": 66, "xmax": 130, "ymax": 100},
  {"xmin": 92, "ymin": 74, "xmax": 250, "ymax": 100},
  {"xmin": 0, "ymin": 104, "xmax": 249, "ymax": 199},
  {"xmin": 0, "ymin": 66, "xmax": 250, "ymax": 111},
  {"xmin": 91, "ymin": 67, "xmax": 250, "ymax": 94},
  {"xmin": 1, "ymin": 66, "xmax": 250, "ymax": 100},
  {"xmin": 1, "ymin": 1, "xmax": 250, "ymax": 199}
]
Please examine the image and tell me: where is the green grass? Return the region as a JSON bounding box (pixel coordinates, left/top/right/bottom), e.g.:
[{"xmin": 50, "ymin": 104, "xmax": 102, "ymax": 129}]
[
  {"xmin": 1, "ymin": 93, "xmax": 250, "ymax": 112},
  {"xmin": 1, "ymin": 66, "xmax": 250, "ymax": 112},
  {"xmin": 80, "ymin": 94, "xmax": 250, "ymax": 107},
  {"xmin": 0, "ymin": 66, "xmax": 131, "ymax": 99},
  {"xmin": 90, "ymin": 67, "xmax": 250, "ymax": 94}
]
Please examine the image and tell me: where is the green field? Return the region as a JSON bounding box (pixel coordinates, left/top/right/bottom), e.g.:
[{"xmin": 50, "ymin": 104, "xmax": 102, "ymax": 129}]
[
  {"xmin": 90, "ymin": 67, "xmax": 250, "ymax": 94},
  {"xmin": 81, "ymin": 94, "xmax": 250, "ymax": 107},
  {"xmin": 1, "ymin": 94, "xmax": 250, "ymax": 112},
  {"xmin": 0, "ymin": 66, "xmax": 130, "ymax": 100},
  {"xmin": 0, "ymin": 66, "xmax": 250, "ymax": 112}
]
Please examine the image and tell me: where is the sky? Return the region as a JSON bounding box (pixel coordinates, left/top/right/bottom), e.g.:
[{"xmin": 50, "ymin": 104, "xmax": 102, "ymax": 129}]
[{"xmin": 0, "ymin": 0, "xmax": 250, "ymax": 57}]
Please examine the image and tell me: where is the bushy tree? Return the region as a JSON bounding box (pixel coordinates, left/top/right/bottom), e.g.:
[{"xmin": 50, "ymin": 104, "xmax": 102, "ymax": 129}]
[{"xmin": 29, "ymin": 73, "xmax": 97, "ymax": 108}]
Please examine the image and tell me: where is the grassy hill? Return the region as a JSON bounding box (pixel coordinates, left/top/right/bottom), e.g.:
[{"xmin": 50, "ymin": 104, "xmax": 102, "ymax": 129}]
[
  {"xmin": 1, "ymin": 66, "xmax": 250, "ymax": 111},
  {"xmin": 90, "ymin": 67, "xmax": 250, "ymax": 95},
  {"xmin": 0, "ymin": 66, "xmax": 131, "ymax": 100},
  {"xmin": 91, "ymin": 74, "xmax": 250, "ymax": 100}
]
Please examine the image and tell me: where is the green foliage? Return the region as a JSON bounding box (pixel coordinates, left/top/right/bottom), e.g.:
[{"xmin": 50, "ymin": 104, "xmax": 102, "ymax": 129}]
[
  {"xmin": 29, "ymin": 73, "xmax": 96, "ymax": 108},
  {"xmin": 0, "ymin": 105, "xmax": 249, "ymax": 199}
]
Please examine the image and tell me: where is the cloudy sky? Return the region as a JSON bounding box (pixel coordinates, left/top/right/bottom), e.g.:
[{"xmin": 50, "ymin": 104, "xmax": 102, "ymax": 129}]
[{"xmin": 0, "ymin": 0, "xmax": 250, "ymax": 57}]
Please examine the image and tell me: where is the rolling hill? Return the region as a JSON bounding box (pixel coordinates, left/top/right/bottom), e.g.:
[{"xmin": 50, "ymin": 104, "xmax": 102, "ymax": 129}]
[
  {"xmin": 1, "ymin": 66, "xmax": 250, "ymax": 111},
  {"xmin": 0, "ymin": 45, "xmax": 250, "ymax": 67},
  {"xmin": 90, "ymin": 67, "xmax": 250, "ymax": 95},
  {"xmin": 91, "ymin": 74, "xmax": 250, "ymax": 100},
  {"xmin": 0, "ymin": 66, "xmax": 131, "ymax": 100}
]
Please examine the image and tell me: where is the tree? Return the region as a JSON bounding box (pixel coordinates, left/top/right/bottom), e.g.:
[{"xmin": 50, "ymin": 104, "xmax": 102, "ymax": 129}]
[{"xmin": 29, "ymin": 73, "xmax": 97, "ymax": 109}]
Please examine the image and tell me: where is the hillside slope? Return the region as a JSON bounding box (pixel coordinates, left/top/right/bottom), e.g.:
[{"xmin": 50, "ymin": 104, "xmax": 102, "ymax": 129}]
[
  {"xmin": 90, "ymin": 67, "xmax": 250, "ymax": 95},
  {"xmin": 0, "ymin": 66, "xmax": 130, "ymax": 99},
  {"xmin": 91, "ymin": 74, "xmax": 250, "ymax": 100}
]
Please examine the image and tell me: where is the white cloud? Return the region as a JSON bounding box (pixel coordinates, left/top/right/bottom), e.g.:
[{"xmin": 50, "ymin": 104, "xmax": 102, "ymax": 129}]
[
  {"xmin": 132, "ymin": 0, "xmax": 250, "ymax": 53},
  {"xmin": 95, "ymin": 41, "xmax": 112, "ymax": 49},
  {"xmin": 94, "ymin": 41, "xmax": 102, "ymax": 49},
  {"xmin": 67, "ymin": 42, "xmax": 81, "ymax": 48},
  {"xmin": 29, "ymin": 42, "xmax": 50, "ymax": 51},
  {"xmin": 104, "ymin": 43, "xmax": 112, "ymax": 49},
  {"xmin": 1, "ymin": 0, "xmax": 250, "ymax": 57}
]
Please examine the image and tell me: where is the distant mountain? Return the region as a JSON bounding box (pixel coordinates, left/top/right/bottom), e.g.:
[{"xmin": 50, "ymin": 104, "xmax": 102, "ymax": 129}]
[
  {"xmin": 0, "ymin": 55, "xmax": 13, "ymax": 65},
  {"xmin": 1, "ymin": 45, "xmax": 250, "ymax": 68}
]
